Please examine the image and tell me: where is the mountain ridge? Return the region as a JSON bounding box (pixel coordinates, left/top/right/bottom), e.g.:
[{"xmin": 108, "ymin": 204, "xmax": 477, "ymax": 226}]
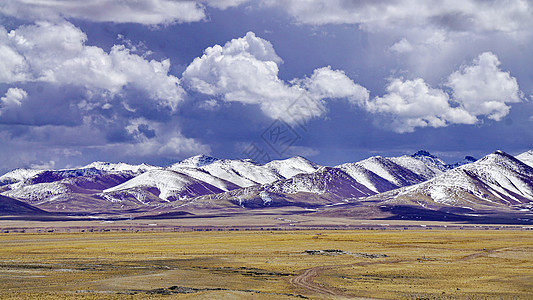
[{"xmin": 1, "ymin": 150, "xmax": 532, "ymax": 224}]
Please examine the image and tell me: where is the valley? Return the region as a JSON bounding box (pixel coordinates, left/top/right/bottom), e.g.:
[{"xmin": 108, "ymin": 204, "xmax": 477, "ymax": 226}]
[{"xmin": 1, "ymin": 230, "xmax": 532, "ymax": 299}]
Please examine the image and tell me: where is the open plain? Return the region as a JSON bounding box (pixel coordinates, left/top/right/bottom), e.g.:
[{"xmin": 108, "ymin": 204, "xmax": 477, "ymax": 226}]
[{"xmin": 0, "ymin": 229, "xmax": 532, "ymax": 299}]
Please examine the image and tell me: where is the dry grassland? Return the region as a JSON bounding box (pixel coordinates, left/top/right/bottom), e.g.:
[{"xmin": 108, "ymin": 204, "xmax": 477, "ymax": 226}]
[{"xmin": 0, "ymin": 230, "xmax": 532, "ymax": 299}]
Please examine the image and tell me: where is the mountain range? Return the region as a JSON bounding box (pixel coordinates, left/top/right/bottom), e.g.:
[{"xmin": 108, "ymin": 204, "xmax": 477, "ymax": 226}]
[{"xmin": 1, "ymin": 150, "xmax": 532, "ymax": 224}]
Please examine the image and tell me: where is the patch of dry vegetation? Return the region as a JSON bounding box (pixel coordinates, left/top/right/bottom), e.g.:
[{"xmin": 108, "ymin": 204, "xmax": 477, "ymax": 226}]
[{"xmin": 0, "ymin": 230, "xmax": 532, "ymax": 299}]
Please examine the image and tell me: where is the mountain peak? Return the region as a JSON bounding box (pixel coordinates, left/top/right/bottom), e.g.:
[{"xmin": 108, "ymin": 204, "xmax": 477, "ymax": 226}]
[
  {"xmin": 489, "ymin": 150, "xmax": 516, "ymax": 161},
  {"xmin": 515, "ymin": 150, "xmax": 533, "ymax": 168},
  {"xmin": 464, "ymin": 156, "xmax": 477, "ymax": 162},
  {"xmin": 84, "ymin": 161, "xmax": 158, "ymax": 173},
  {"xmin": 479, "ymin": 150, "xmax": 523, "ymax": 167},
  {"xmin": 412, "ymin": 150, "xmax": 436, "ymax": 158},
  {"xmin": 270, "ymin": 155, "xmax": 313, "ymax": 164},
  {"xmin": 178, "ymin": 154, "xmax": 219, "ymax": 167}
]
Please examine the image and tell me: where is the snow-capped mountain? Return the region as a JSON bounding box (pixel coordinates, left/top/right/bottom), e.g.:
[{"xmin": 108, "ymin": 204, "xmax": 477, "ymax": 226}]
[
  {"xmin": 448, "ymin": 156, "xmax": 477, "ymax": 168},
  {"xmin": 516, "ymin": 150, "xmax": 533, "ymax": 168},
  {"xmin": 335, "ymin": 151, "xmax": 448, "ymax": 194},
  {"xmin": 83, "ymin": 161, "xmax": 160, "ymax": 173},
  {"xmin": 1, "ymin": 150, "xmax": 504, "ymax": 215},
  {"xmin": 264, "ymin": 156, "xmax": 320, "ymax": 179},
  {"xmin": 174, "ymin": 158, "xmax": 283, "ymax": 187},
  {"xmin": 184, "ymin": 166, "xmax": 373, "ymax": 209},
  {"xmin": 0, "ymin": 168, "xmax": 44, "ymax": 187},
  {"xmin": 234, "ymin": 166, "xmax": 375, "ymax": 205},
  {"xmin": 0, "ymin": 162, "xmax": 154, "ymax": 191},
  {"xmin": 172, "ymin": 154, "xmax": 219, "ymax": 168},
  {"xmin": 0, "ymin": 164, "xmax": 143, "ymax": 207},
  {"xmin": 336, "ymin": 163, "xmax": 399, "ymax": 194},
  {"xmin": 102, "ymin": 156, "xmax": 321, "ymax": 208},
  {"xmin": 408, "ymin": 150, "xmax": 450, "ymax": 172},
  {"xmin": 182, "ymin": 151, "xmax": 454, "ymax": 209},
  {"xmin": 3, "ymin": 172, "xmax": 135, "ymax": 204},
  {"xmin": 166, "ymin": 167, "xmax": 241, "ymax": 192},
  {"xmin": 373, "ymin": 151, "xmax": 533, "ymax": 210},
  {"xmin": 1, "ymin": 155, "xmax": 322, "ymax": 211},
  {"xmin": 103, "ymin": 169, "xmax": 224, "ymax": 203},
  {"xmin": 170, "ymin": 155, "xmax": 320, "ymax": 188}
]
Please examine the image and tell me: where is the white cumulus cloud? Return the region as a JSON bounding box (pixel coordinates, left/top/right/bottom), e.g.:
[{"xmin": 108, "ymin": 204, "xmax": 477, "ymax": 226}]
[
  {"xmin": 367, "ymin": 52, "xmax": 523, "ymax": 132},
  {"xmin": 367, "ymin": 78, "xmax": 476, "ymax": 133},
  {"xmin": 447, "ymin": 52, "xmax": 523, "ymax": 121},
  {"xmin": 0, "ymin": 21, "xmax": 184, "ymax": 110},
  {"xmin": 183, "ymin": 31, "xmax": 368, "ymax": 123},
  {"xmin": 295, "ymin": 67, "xmax": 369, "ymax": 107},
  {"xmin": 0, "ymin": 87, "xmax": 27, "ymax": 115},
  {"xmin": 389, "ymin": 38, "xmax": 414, "ymax": 54}
]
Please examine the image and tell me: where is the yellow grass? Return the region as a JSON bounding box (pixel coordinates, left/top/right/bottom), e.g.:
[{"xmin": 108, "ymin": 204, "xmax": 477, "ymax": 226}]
[{"xmin": 0, "ymin": 230, "xmax": 532, "ymax": 299}]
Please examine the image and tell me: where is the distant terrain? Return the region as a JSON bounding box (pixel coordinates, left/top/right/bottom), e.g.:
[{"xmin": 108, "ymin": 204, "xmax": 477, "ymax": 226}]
[{"xmin": 1, "ymin": 150, "xmax": 533, "ymax": 227}]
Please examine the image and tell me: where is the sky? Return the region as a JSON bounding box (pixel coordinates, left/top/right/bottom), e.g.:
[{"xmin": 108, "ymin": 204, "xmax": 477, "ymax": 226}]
[{"xmin": 0, "ymin": 0, "xmax": 533, "ymax": 174}]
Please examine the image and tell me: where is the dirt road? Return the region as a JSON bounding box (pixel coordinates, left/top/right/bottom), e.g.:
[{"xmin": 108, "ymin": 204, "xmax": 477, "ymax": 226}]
[
  {"xmin": 290, "ymin": 259, "xmax": 409, "ymax": 298},
  {"xmin": 290, "ymin": 265, "xmax": 341, "ymax": 296},
  {"xmin": 291, "ymin": 247, "xmax": 519, "ymax": 298}
]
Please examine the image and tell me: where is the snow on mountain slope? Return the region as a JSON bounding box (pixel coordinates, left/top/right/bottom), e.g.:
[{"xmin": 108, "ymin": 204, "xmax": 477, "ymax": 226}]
[
  {"xmin": 1, "ymin": 162, "xmax": 157, "ymax": 189},
  {"xmin": 382, "ymin": 151, "xmax": 533, "ymax": 208},
  {"xmin": 3, "ymin": 173, "xmax": 135, "ymax": 204},
  {"xmin": 264, "ymin": 166, "xmax": 375, "ymax": 198},
  {"xmin": 1, "ymin": 163, "xmax": 156, "ymax": 202},
  {"xmin": 104, "ymin": 169, "xmax": 224, "ymax": 201},
  {"xmin": 4, "ymin": 182, "xmax": 73, "ymax": 204},
  {"xmin": 172, "ymin": 155, "xmax": 319, "ymax": 188},
  {"xmin": 84, "ymin": 161, "xmax": 160, "ymax": 173},
  {"xmin": 184, "ymin": 151, "xmax": 455, "ymax": 209},
  {"xmin": 172, "ymin": 154, "xmax": 219, "ymax": 168},
  {"xmin": 336, "ymin": 162, "xmax": 399, "ymax": 193},
  {"xmin": 2, "ymin": 155, "xmax": 320, "ymax": 209},
  {"xmin": 264, "ymin": 156, "xmax": 320, "ymax": 178},
  {"xmin": 167, "ymin": 166, "xmax": 241, "ymax": 192},
  {"xmin": 390, "ymin": 155, "xmax": 446, "ymax": 180},
  {"xmin": 0, "ymin": 168, "xmax": 44, "ymax": 186},
  {"xmin": 355, "ymin": 156, "xmax": 428, "ymax": 187},
  {"xmin": 333, "ymin": 151, "xmax": 468, "ymax": 198},
  {"xmin": 198, "ymin": 159, "xmax": 284, "ymax": 187},
  {"xmin": 24, "ymin": 168, "xmax": 105, "ymax": 185},
  {"xmin": 516, "ymin": 150, "xmax": 533, "ymax": 168},
  {"xmin": 0, "ymin": 151, "xmax": 483, "ymax": 213},
  {"xmin": 194, "ymin": 166, "xmax": 378, "ymax": 209}
]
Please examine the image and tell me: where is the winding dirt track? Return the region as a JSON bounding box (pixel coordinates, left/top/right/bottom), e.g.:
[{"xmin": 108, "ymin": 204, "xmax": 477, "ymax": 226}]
[
  {"xmin": 291, "ymin": 247, "xmax": 515, "ymax": 298},
  {"xmin": 290, "ymin": 259, "xmax": 409, "ymax": 298},
  {"xmin": 458, "ymin": 246, "xmax": 516, "ymax": 261},
  {"xmin": 290, "ymin": 265, "xmax": 341, "ymax": 296}
]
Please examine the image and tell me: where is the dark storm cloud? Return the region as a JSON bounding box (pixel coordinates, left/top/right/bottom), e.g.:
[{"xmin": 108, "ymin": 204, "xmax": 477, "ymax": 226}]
[
  {"xmin": 429, "ymin": 12, "xmax": 476, "ymax": 32},
  {"xmin": 0, "ymin": 85, "xmax": 84, "ymax": 127}
]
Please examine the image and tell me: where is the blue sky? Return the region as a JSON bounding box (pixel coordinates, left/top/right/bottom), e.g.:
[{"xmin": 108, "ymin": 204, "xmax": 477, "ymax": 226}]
[{"xmin": 1, "ymin": 0, "xmax": 532, "ymax": 173}]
